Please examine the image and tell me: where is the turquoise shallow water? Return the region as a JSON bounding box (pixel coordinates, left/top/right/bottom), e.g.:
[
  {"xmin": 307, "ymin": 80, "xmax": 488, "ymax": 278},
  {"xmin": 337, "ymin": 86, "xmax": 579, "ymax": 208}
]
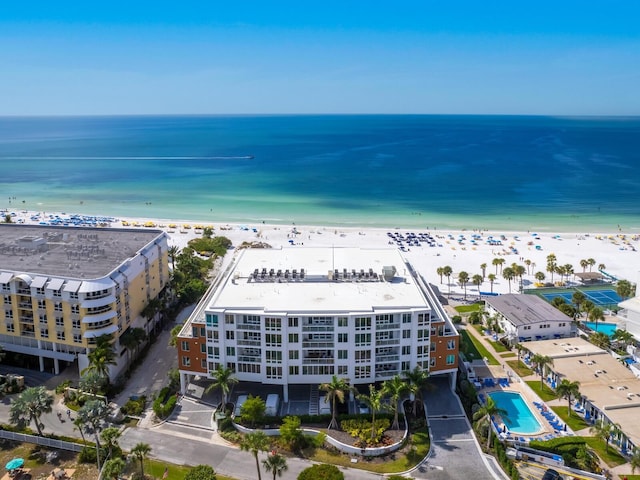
[
  {"xmin": 0, "ymin": 115, "xmax": 639, "ymax": 231},
  {"xmin": 488, "ymin": 391, "xmax": 542, "ymax": 435}
]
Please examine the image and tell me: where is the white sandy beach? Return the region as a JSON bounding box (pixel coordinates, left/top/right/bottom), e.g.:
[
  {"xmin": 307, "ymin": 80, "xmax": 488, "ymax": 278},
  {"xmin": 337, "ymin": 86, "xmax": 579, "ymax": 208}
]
[{"xmin": 7, "ymin": 210, "xmax": 640, "ymax": 301}]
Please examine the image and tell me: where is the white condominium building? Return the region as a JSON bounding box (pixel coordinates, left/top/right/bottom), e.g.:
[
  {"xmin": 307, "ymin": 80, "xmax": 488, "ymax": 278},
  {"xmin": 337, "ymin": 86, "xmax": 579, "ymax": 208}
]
[{"xmin": 177, "ymin": 247, "xmax": 459, "ymax": 401}]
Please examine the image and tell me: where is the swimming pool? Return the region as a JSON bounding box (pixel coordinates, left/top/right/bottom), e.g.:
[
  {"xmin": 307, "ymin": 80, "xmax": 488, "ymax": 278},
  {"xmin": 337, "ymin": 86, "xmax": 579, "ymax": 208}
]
[
  {"xmin": 584, "ymin": 321, "xmax": 617, "ymax": 337},
  {"xmin": 488, "ymin": 391, "xmax": 543, "ymax": 435}
]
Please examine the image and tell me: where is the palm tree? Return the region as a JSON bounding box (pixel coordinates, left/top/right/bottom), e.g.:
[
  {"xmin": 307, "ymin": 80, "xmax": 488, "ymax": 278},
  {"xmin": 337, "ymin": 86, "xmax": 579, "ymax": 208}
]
[
  {"xmin": 563, "ymin": 264, "xmax": 574, "ymax": 283},
  {"xmin": 436, "ymin": 267, "xmax": 444, "ymax": 284},
  {"xmin": 82, "ymin": 335, "xmax": 117, "ymax": 382},
  {"xmin": 319, "ymin": 376, "xmax": 351, "ymax": 430},
  {"xmin": 168, "ymin": 245, "xmax": 180, "ymax": 269},
  {"xmin": 205, "ymin": 365, "xmax": 239, "ymax": 409},
  {"xmin": 131, "ymin": 442, "xmax": 152, "ymax": 479},
  {"xmin": 580, "ymin": 259, "xmax": 589, "ymax": 272},
  {"xmin": 79, "ymin": 371, "xmax": 106, "ymax": 397},
  {"xmin": 119, "ymin": 327, "xmax": 147, "ymax": 364},
  {"xmin": 588, "ymin": 306, "xmax": 604, "ymax": 331},
  {"xmin": 590, "ymin": 419, "xmax": 614, "ymax": 452},
  {"xmin": 77, "ymin": 399, "xmax": 111, "ymax": 471},
  {"xmin": 612, "ymin": 329, "xmax": 634, "ymax": 349},
  {"xmin": 473, "ymin": 396, "xmax": 508, "ymax": 450},
  {"xmin": 531, "ymin": 354, "xmax": 554, "ymax": 389},
  {"xmin": 102, "ymin": 458, "xmax": 126, "ymax": 480},
  {"xmin": 587, "ymin": 258, "xmax": 596, "ymax": 272},
  {"xmin": 546, "ymin": 254, "xmax": 557, "ymax": 283},
  {"xmin": 492, "ymin": 258, "xmax": 505, "ymax": 274},
  {"xmin": 73, "ymin": 416, "xmax": 87, "ymax": 444},
  {"xmin": 9, "ymin": 386, "xmax": 54, "ymax": 436},
  {"xmin": 488, "ymin": 274, "xmax": 496, "ymax": 293},
  {"xmin": 598, "ymin": 263, "xmax": 606, "ymax": 272},
  {"xmin": 514, "ymin": 343, "xmax": 525, "ymax": 363},
  {"xmin": 404, "ymin": 366, "xmax": 429, "ymax": 415},
  {"xmin": 630, "ymin": 449, "xmax": 640, "ymax": 474},
  {"xmin": 458, "ymin": 271, "xmax": 470, "ymax": 300},
  {"xmin": 534, "ymin": 271, "xmax": 545, "ymax": 284},
  {"xmin": 480, "ymin": 263, "xmax": 487, "ymax": 280},
  {"xmin": 591, "ymin": 332, "xmax": 611, "ymax": 350},
  {"xmin": 617, "ymin": 279, "xmax": 634, "ymax": 300},
  {"xmin": 443, "ymin": 266, "xmax": 453, "ymax": 297},
  {"xmin": 524, "ymin": 259, "xmax": 532, "ymax": 275},
  {"xmin": 502, "ymin": 267, "xmax": 515, "ymax": 293},
  {"xmin": 382, "ymin": 375, "xmax": 408, "ymax": 430},
  {"xmin": 358, "ymin": 384, "xmax": 385, "ymax": 441},
  {"xmin": 472, "ymin": 274, "xmax": 483, "ymax": 297},
  {"xmin": 240, "ymin": 431, "xmax": 271, "ymax": 480},
  {"xmin": 101, "ymin": 426, "xmax": 122, "ymax": 459},
  {"xmin": 514, "ymin": 264, "xmax": 526, "ymax": 292},
  {"xmin": 262, "ymin": 452, "xmax": 288, "ymax": 480},
  {"xmin": 572, "ymin": 291, "xmax": 586, "ymax": 317},
  {"xmin": 555, "ymin": 379, "xmax": 580, "ymax": 417}
]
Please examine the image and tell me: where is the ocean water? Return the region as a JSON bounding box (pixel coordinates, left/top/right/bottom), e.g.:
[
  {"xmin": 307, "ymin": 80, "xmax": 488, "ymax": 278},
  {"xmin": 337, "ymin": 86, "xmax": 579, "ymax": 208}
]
[{"xmin": 0, "ymin": 115, "xmax": 639, "ymax": 231}]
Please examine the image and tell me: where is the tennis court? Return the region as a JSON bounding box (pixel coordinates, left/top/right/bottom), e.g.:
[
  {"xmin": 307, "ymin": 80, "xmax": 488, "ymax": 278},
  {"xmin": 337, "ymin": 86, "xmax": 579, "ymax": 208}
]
[{"xmin": 540, "ymin": 287, "xmax": 622, "ymax": 308}]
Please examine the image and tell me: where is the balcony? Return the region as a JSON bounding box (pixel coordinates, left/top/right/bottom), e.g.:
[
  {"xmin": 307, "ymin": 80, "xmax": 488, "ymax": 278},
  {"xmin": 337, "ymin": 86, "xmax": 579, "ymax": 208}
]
[
  {"xmin": 303, "ymin": 357, "xmax": 335, "ymax": 365},
  {"xmin": 237, "ymin": 356, "xmax": 261, "ymax": 363},
  {"xmin": 302, "ymin": 325, "xmax": 334, "ymax": 333},
  {"xmin": 237, "ymin": 324, "xmax": 260, "ymax": 331},
  {"xmin": 375, "ymin": 338, "xmax": 400, "ymax": 346},
  {"xmin": 237, "ymin": 339, "xmax": 261, "ymax": 346},
  {"xmin": 375, "ymin": 323, "xmax": 400, "ymax": 331},
  {"xmin": 302, "ymin": 341, "xmax": 334, "ymax": 349},
  {"xmin": 376, "ymin": 354, "xmax": 399, "ymax": 362}
]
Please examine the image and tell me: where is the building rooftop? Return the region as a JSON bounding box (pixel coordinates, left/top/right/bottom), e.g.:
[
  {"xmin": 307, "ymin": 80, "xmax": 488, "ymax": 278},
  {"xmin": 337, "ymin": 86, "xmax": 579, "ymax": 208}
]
[
  {"xmin": 0, "ymin": 224, "xmax": 164, "ymax": 280},
  {"xmin": 208, "ymin": 247, "xmax": 430, "ymax": 313},
  {"xmin": 486, "ymin": 294, "xmax": 572, "ymax": 327},
  {"xmin": 526, "ymin": 337, "xmax": 640, "ymax": 445}
]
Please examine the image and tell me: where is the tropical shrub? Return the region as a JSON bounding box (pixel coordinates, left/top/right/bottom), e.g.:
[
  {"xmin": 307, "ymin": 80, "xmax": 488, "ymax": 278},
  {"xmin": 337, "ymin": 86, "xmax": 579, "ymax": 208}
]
[{"xmin": 297, "ymin": 464, "xmax": 344, "ymax": 480}]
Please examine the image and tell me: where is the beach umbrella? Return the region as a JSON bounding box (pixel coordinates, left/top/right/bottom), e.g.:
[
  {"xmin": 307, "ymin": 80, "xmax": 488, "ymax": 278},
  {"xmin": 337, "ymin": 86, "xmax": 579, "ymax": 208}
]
[{"xmin": 6, "ymin": 458, "xmax": 24, "ymax": 470}]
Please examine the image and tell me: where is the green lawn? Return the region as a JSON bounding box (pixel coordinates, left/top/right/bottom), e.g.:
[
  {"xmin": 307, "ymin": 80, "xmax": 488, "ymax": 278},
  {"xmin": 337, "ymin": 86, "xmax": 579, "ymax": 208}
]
[
  {"xmin": 459, "ymin": 330, "xmax": 499, "ymax": 365},
  {"xmin": 506, "ymin": 360, "xmax": 534, "ymax": 377},
  {"xmin": 454, "ymin": 303, "xmax": 483, "ymax": 313},
  {"xmin": 500, "ymin": 352, "xmax": 516, "ymax": 358},
  {"xmin": 134, "ymin": 459, "xmax": 236, "ymax": 480},
  {"xmin": 488, "ymin": 339, "xmax": 509, "ymax": 353},
  {"xmin": 525, "ymin": 381, "xmax": 557, "ymax": 402},
  {"xmin": 307, "ymin": 428, "xmax": 429, "ymax": 474},
  {"xmin": 583, "ymin": 437, "xmax": 627, "ymax": 467},
  {"xmin": 549, "ymin": 406, "xmax": 589, "ymax": 431}
]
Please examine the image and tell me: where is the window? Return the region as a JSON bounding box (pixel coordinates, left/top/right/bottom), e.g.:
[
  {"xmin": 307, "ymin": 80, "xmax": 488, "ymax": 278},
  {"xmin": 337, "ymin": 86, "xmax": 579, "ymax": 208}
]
[
  {"xmin": 36, "ymin": 287, "xmax": 45, "ymax": 296},
  {"xmin": 417, "ymin": 346, "xmax": 428, "ymax": 358},
  {"xmin": 226, "ymin": 331, "xmax": 235, "ymax": 340},
  {"xmin": 38, "ymin": 300, "xmax": 46, "ymax": 309},
  {"xmin": 70, "ymin": 304, "xmax": 79, "ymax": 314},
  {"xmin": 289, "ymin": 366, "xmax": 299, "ymax": 375},
  {"xmin": 6, "ymin": 323, "xmax": 14, "ymax": 333},
  {"xmin": 181, "ymin": 341, "xmax": 190, "ymax": 352},
  {"xmin": 288, "ymin": 333, "xmax": 299, "ymax": 343},
  {"xmin": 289, "ymin": 350, "xmax": 299, "ymax": 360},
  {"xmin": 337, "ymin": 317, "xmax": 348, "ymax": 327},
  {"xmin": 401, "ymin": 361, "xmax": 410, "ymax": 371},
  {"xmin": 201, "ymin": 359, "xmax": 207, "ymax": 369},
  {"xmin": 355, "ymin": 350, "xmax": 371, "ymax": 363},
  {"xmin": 53, "ymin": 289, "xmax": 62, "ymax": 298},
  {"xmin": 265, "ymin": 318, "xmax": 281, "ymax": 331},
  {"xmin": 338, "ymin": 350, "xmax": 348, "ymax": 359},
  {"xmin": 225, "ymin": 315, "xmax": 234, "ymax": 324},
  {"xmin": 355, "ymin": 333, "xmax": 371, "ymax": 346},
  {"xmin": 226, "ymin": 347, "xmax": 236, "ymax": 356},
  {"xmin": 206, "ymin": 314, "xmax": 218, "ymax": 327},
  {"xmin": 266, "ymin": 366, "xmax": 282, "ymax": 379},
  {"xmin": 265, "ymin": 334, "xmax": 282, "ymax": 346},
  {"xmin": 288, "ymin": 317, "xmax": 299, "ymax": 328},
  {"xmin": 418, "ymin": 313, "xmax": 428, "ymax": 326},
  {"xmin": 446, "ymin": 354, "xmax": 456, "ymax": 365},
  {"xmin": 69, "ymin": 291, "xmax": 78, "ymax": 300},
  {"xmin": 54, "ymin": 302, "xmax": 63, "ymax": 312},
  {"xmin": 72, "ymin": 319, "xmax": 81, "ymax": 329},
  {"xmin": 337, "ymin": 365, "xmax": 348, "ymax": 375},
  {"xmin": 200, "ymin": 327, "xmax": 206, "ymax": 337},
  {"xmin": 237, "ymin": 363, "xmax": 261, "ymax": 374},
  {"xmin": 447, "ymin": 340, "xmax": 456, "ymax": 350},
  {"xmin": 55, "ymin": 317, "xmax": 64, "ymax": 327},
  {"xmin": 354, "ymin": 366, "xmax": 371, "ymax": 379},
  {"xmin": 430, "ymin": 357, "xmax": 436, "ymax": 367},
  {"xmin": 430, "ymin": 342, "xmax": 436, "ymax": 352},
  {"xmin": 212, "ymin": 331, "xmax": 219, "ymax": 341},
  {"xmin": 402, "ymin": 329, "xmax": 411, "ymax": 339},
  {"xmin": 5, "ymin": 310, "xmax": 13, "ymax": 319},
  {"xmin": 402, "ymin": 345, "xmax": 411, "ymax": 355},
  {"xmin": 402, "ymin": 313, "xmax": 412, "ymax": 324},
  {"xmin": 73, "ymin": 334, "xmax": 82, "ymax": 343},
  {"xmin": 430, "ymin": 326, "xmax": 437, "ymax": 336},
  {"xmin": 355, "ymin": 317, "xmax": 371, "ymax": 330},
  {"xmin": 417, "ymin": 329, "xmax": 428, "ymax": 340},
  {"xmin": 182, "ymin": 356, "xmax": 191, "ymax": 367},
  {"xmin": 200, "ymin": 343, "xmax": 206, "ymax": 354},
  {"xmin": 266, "ymin": 350, "xmax": 282, "ymax": 363},
  {"xmin": 338, "ymin": 333, "xmax": 348, "ymax": 343},
  {"xmin": 40, "ymin": 328, "xmax": 49, "ymax": 338},
  {"xmin": 56, "ymin": 331, "xmax": 65, "ymax": 341}
]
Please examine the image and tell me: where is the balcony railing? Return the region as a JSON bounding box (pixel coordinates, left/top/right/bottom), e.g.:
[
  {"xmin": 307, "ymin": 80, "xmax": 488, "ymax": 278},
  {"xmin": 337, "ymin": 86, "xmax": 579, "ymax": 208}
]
[
  {"xmin": 303, "ymin": 357, "xmax": 335, "ymax": 365},
  {"xmin": 237, "ymin": 339, "xmax": 261, "ymax": 346},
  {"xmin": 302, "ymin": 341, "xmax": 334, "ymax": 348},
  {"xmin": 237, "ymin": 324, "xmax": 261, "ymax": 331},
  {"xmin": 302, "ymin": 325, "xmax": 334, "ymax": 333},
  {"xmin": 376, "ymin": 323, "xmax": 400, "ymax": 331},
  {"xmin": 376, "ymin": 354, "xmax": 400, "ymax": 362},
  {"xmin": 375, "ymin": 338, "xmax": 400, "ymax": 346}
]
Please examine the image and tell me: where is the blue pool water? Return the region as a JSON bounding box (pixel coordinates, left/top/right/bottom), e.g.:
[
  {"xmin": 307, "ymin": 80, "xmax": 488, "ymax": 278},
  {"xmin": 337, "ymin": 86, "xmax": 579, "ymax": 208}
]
[
  {"xmin": 488, "ymin": 391, "xmax": 542, "ymax": 435},
  {"xmin": 584, "ymin": 322, "xmax": 618, "ymax": 337}
]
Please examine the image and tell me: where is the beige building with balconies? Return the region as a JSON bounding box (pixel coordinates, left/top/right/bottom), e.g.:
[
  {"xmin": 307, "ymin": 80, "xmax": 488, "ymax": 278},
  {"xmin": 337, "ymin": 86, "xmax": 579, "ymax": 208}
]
[{"xmin": 0, "ymin": 224, "xmax": 169, "ymax": 378}]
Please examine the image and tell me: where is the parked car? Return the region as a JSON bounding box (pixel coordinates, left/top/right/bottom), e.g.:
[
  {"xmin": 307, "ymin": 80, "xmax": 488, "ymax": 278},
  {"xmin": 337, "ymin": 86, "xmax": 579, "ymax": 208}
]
[{"xmin": 541, "ymin": 469, "xmax": 562, "ymax": 480}]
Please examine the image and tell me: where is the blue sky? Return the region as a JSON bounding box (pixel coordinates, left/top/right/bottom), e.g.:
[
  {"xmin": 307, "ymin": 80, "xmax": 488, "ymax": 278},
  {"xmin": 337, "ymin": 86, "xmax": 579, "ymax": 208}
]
[{"xmin": 1, "ymin": 1, "xmax": 639, "ymax": 115}]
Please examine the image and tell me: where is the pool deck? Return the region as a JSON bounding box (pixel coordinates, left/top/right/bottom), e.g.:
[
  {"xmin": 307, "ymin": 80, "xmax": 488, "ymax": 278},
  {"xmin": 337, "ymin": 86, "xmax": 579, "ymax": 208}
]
[{"xmin": 459, "ymin": 320, "xmax": 576, "ymax": 443}]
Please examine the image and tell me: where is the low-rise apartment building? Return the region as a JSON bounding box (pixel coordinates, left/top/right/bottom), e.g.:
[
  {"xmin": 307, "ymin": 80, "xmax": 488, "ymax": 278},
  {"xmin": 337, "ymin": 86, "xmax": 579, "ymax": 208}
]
[
  {"xmin": 485, "ymin": 294, "xmax": 575, "ymax": 344},
  {"xmin": 177, "ymin": 247, "xmax": 459, "ymax": 401},
  {"xmin": 0, "ymin": 224, "xmax": 169, "ymax": 378}
]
